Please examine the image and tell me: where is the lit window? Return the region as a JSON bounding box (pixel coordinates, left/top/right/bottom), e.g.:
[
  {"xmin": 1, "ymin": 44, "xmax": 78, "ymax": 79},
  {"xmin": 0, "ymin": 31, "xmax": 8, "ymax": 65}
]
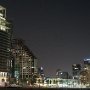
[{"xmin": 0, "ymin": 25, "xmax": 6, "ymax": 31}]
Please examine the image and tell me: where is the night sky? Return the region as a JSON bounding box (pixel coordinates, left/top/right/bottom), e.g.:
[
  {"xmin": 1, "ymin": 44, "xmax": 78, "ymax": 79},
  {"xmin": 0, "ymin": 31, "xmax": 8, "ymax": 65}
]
[{"xmin": 0, "ymin": 0, "xmax": 90, "ymax": 77}]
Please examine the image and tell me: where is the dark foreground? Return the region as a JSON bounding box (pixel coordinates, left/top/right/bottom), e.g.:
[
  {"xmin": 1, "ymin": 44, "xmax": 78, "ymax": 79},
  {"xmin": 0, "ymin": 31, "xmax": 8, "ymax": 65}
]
[{"xmin": 0, "ymin": 87, "xmax": 90, "ymax": 90}]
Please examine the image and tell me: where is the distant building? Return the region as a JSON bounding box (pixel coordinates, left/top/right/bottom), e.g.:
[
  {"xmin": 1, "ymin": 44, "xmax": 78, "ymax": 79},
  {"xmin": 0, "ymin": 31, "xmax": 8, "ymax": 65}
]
[
  {"xmin": 44, "ymin": 77, "xmax": 81, "ymax": 88},
  {"xmin": 80, "ymin": 58, "xmax": 90, "ymax": 85},
  {"xmin": 84, "ymin": 58, "xmax": 90, "ymax": 70},
  {"xmin": 36, "ymin": 67, "xmax": 45, "ymax": 84},
  {"xmin": 11, "ymin": 39, "xmax": 38, "ymax": 84},
  {"xmin": 38, "ymin": 67, "xmax": 44, "ymax": 77},
  {"xmin": 56, "ymin": 69, "xmax": 69, "ymax": 79},
  {"xmin": 0, "ymin": 5, "xmax": 12, "ymax": 83},
  {"xmin": 72, "ymin": 64, "xmax": 81, "ymax": 79},
  {"xmin": 80, "ymin": 70, "xmax": 88, "ymax": 85}
]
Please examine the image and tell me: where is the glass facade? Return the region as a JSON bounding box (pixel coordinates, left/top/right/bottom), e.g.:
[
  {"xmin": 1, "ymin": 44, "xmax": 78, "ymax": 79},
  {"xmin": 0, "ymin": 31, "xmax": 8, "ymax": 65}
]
[
  {"xmin": 0, "ymin": 6, "xmax": 12, "ymax": 73},
  {"xmin": 11, "ymin": 39, "xmax": 38, "ymax": 83},
  {"xmin": 0, "ymin": 6, "xmax": 12, "ymax": 84}
]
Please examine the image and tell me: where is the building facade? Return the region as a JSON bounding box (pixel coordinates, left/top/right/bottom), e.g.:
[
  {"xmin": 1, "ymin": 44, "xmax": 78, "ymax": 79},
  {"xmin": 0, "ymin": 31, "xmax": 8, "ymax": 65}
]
[
  {"xmin": 44, "ymin": 77, "xmax": 82, "ymax": 88},
  {"xmin": 56, "ymin": 69, "xmax": 69, "ymax": 79},
  {"xmin": 72, "ymin": 64, "xmax": 81, "ymax": 79},
  {"xmin": 80, "ymin": 58, "xmax": 90, "ymax": 85},
  {"xmin": 0, "ymin": 5, "xmax": 12, "ymax": 83},
  {"xmin": 11, "ymin": 39, "xmax": 38, "ymax": 84}
]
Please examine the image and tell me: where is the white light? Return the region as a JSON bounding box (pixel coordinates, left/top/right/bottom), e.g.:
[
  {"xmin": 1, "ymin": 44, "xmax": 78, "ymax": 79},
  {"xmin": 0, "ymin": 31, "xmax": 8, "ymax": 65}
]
[
  {"xmin": 41, "ymin": 67, "xmax": 43, "ymax": 70},
  {"xmin": 23, "ymin": 67, "xmax": 26, "ymax": 69},
  {"xmin": 0, "ymin": 16, "xmax": 6, "ymax": 20},
  {"xmin": 0, "ymin": 13, "xmax": 3, "ymax": 17},
  {"xmin": 84, "ymin": 59, "xmax": 90, "ymax": 61},
  {"xmin": 31, "ymin": 67, "xmax": 34, "ymax": 68},
  {"xmin": 0, "ymin": 25, "xmax": 6, "ymax": 31},
  {"xmin": 75, "ymin": 68, "xmax": 78, "ymax": 69},
  {"xmin": 87, "ymin": 59, "xmax": 90, "ymax": 60}
]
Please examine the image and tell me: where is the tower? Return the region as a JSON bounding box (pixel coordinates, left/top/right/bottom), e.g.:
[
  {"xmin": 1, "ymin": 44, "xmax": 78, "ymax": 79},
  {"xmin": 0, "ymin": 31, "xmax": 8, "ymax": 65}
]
[{"xmin": 0, "ymin": 5, "xmax": 12, "ymax": 83}]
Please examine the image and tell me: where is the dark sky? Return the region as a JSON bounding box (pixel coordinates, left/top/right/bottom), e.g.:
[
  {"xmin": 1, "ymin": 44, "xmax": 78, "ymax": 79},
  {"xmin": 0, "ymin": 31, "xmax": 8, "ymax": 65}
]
[{"xmin": 1, "ymin": 0, "xmax": 90, "ymax": 77}]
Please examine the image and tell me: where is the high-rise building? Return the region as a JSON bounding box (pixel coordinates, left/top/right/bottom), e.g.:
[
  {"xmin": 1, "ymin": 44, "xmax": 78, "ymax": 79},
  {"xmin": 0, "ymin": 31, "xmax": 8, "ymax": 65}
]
[
  {"xmin": 84, "ymin": 58, "xmax": 90, "ymax": 70},
  {"xmin": 80, "ymin": 58, "xmax": 90, "ymax": 85},
  {"xmin": 11, "ymin": 39, "xmax": 38, "ymax": 84},
  {"xmin": 84, "ymin": 58, "xmax": 90, "ymax": 65},
  {"xmin": 0, "ymin": 6, "xmax": 12, "ymax": 83},
  {"xmin": 72, "ymin": 64, "xmax": 81, "ymax": 79}
]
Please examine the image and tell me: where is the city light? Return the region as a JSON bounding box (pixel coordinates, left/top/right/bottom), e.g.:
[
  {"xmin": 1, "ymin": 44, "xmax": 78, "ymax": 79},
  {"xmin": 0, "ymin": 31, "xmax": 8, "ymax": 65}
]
[{"xmin": 0, "ymin": 3, "xmax": 90, "ymax": 88}]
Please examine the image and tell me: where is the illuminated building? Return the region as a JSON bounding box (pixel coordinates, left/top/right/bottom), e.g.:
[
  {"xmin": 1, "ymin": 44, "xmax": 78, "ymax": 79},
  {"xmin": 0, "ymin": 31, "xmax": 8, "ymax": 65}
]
[
  {"xmin": 56, "ymin": 69, "xmax": 69, "ymax": 79},
  {"xmin": 80, "ymin": 58, "xmax": 90, "ymax": 85},
  {"xmin": 84, "ymin": 58, "xmax": 90, "ymax": 70},
  {"xmin": 44, "ymin": 77, "xmax": 82, "ymax": 88},
  {"xmin": 38, "ymin": 67, "xmax": 44, "ymax": 77},
  {"xmin": 80, "ymin": 70, "xmax": 88, "ymax": 85},
  {"xmin": 11, "ymin": 39, "xmax": 38, "ymax": 84},
  {"xmin": 0, "ymin": 5, "xmax": 12, "ymax": 83},
  {"xmin": 36, "ymin": 67, "xmax": 45, "ymax": 85},
  {"xmin": 72, "ymin": 64, "xmax": 81, "ymax": 79}
]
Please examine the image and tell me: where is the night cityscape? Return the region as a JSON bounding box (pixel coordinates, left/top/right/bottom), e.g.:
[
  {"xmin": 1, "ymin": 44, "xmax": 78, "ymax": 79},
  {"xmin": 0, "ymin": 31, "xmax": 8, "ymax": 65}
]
[{"xmin": 0, "ymin": 0, "xmax": 90, "ymax": 89}]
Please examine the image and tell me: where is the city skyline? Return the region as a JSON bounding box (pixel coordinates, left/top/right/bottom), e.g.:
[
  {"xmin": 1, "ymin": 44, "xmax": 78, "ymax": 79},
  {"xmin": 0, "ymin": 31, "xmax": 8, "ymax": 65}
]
[{"xmin": 1, "ymin": 0, "xmax": 90, "ymax": 77}]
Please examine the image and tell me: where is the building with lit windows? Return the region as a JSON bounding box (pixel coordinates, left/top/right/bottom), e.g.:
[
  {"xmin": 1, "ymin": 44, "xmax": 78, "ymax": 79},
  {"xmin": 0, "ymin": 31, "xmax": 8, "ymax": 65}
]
[
  {"xmin": 38, "ymin": 67, "xmax": 44, "ymax": 77},
  {"xmin": 0, "ymin": 5, "xmax": 12, "ymax": 83},
  {"xmin": 36, "ymin": 67, "xmax": 45, "ymax": 85},
  {"xmin": 72, "ymin": 64, "xmax": 81, "ymax": 79},
  {"xmin": 79, "ymin": 58, "xmax": 90, "ymax": 85},
  {"xmin": 84, "ymin": 58, "xmax": 90, "ymax": 70},
  {"xmin": 44, "ymin": 77, "xmax": 84, "ymax": 88},
  {"xmin": 11, "ymin": 39, "xmax": 38, "ymax": 84},
  {"xmin": 56, "ymin": 69, "xmax": 69, "ymax": 79}
]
